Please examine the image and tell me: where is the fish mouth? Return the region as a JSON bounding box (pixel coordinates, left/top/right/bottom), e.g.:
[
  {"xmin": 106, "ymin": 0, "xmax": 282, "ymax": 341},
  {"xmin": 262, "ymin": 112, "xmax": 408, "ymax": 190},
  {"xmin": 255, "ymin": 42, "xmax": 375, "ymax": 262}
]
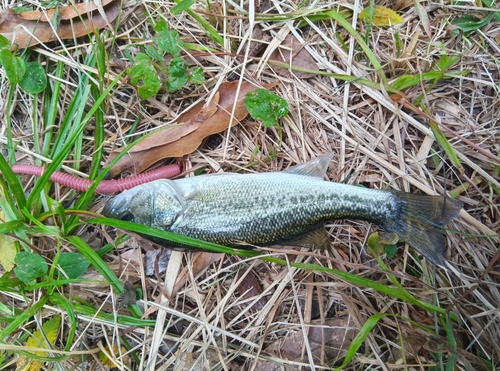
[
  {"xmin": 102, "ymin": 202, "xmax": 112, "ymax": 217},
  {"xmin": 102, "ymin": 195, "xmax": 126, "ymax": 218}
]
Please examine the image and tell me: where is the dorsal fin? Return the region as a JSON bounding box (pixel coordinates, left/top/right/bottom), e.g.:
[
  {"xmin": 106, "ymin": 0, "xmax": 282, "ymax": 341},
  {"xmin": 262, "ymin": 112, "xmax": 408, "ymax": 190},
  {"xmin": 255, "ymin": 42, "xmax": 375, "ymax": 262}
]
[{"xmin": 282, "ymin": 153, "xmax": 334, "ymax": 178}]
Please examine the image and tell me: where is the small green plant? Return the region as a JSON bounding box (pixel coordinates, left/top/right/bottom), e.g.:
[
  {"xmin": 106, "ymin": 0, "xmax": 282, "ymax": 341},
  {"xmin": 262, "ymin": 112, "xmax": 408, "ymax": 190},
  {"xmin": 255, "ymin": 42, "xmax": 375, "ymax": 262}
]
[
  {"xmin": 127, "ymin": 20, "xmax": 204, "ymax": 99},
  {"xmin": 0, "ymin": 35, "xmax": 47, "ymax": 93},
  {"xmin": 244, "ymin": 89, "xmax": 289, "ymax": 127},
  {"xmin": 367, "ymin": 231, "xmax": 399, "ymax": 259},
  {"xmin": 451, "ymin": 0, "xmax": 500, "ymax": 34}
]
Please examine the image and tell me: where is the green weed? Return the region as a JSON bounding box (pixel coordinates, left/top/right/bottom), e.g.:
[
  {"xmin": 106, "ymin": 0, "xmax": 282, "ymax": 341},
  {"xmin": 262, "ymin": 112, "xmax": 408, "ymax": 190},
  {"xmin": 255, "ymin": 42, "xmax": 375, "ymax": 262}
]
[
  {"xmin": 0, "ymin": 35, "xmax": 47, "ymax": 93},
  {"xmin": 244, "ymin": 89, "xmax": 289, "ymax": 127},
  {"xmin": 126, "ymin": 20, "xmax": 204, "ymax": 99}
]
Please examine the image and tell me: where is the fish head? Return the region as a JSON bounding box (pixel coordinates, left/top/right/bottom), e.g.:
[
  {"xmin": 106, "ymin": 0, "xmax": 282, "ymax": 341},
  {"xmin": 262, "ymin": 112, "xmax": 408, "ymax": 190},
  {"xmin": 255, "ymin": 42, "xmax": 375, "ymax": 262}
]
[{"xmin": 103, "ymin": 179, "xmax": 184, "ymax": 229}]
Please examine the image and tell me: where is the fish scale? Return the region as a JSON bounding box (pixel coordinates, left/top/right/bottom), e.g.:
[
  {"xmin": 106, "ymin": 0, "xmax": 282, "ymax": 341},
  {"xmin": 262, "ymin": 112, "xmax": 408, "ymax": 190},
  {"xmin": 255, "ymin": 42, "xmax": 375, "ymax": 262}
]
[
  {"xmin": 103, "ymin": 153, "xmax": 463, "ymax": 266},
  {"xmin": 167, "ymin": 173, "xmax": 394, "ymax": 245}
]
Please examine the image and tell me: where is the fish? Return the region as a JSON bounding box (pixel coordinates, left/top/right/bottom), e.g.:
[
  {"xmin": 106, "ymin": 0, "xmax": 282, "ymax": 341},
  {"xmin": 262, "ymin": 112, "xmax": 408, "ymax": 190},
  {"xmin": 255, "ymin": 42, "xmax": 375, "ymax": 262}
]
[{"xmin": 103, "ymin": 153, "xmax": 463, "ymax": 266}]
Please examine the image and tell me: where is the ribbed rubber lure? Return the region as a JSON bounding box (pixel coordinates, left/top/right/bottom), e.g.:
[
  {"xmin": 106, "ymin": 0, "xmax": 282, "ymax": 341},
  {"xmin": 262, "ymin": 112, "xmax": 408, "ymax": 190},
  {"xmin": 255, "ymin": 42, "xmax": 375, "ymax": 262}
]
[{"xmin": 6, "ymin": 164, "xmax": 181, "ymax": 194}]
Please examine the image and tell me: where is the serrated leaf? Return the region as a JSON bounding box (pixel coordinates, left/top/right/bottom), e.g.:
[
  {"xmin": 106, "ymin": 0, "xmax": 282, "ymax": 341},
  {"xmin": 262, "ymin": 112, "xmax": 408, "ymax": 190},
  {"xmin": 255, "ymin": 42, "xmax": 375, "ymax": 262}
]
[
  {"xmin": 154, "ymin": 20, "xmax": 168, "ymax": 32},
  {"xmin": 168, "ymin": 57, "xmax": 188, "ymax": 77},
  {"xmin": 167, "ymin": 75, "xmax": 189, "ymax": 92},
  {"xmin": 0, "ymin": 50, "xmax": 26, "ymax": 84},
  {"xmin": 16, "ymin": 316, "xmax": 61, "ymax": 371},
  {"xmin": 57, "ymin": 252, "xmax": 90, "ymax": 279},
  {"xmin": 19, "ymin": 62, "xmax": 47, "ymax": 94},
  {"xmin": 167, "ymin": 58, "xmax": 189, "ymax": 92},
  {"xmin": 385, "ymin": 244, "xmax": 398, "ymax": 258},
  {"xmin": 135, "ymin": 52, "xmax": 152, "ymax": 63},
  {"xmin": 14, "ymin": 252, "xmax": 48, "ymax": 283},
  {"xmin": 128, "ymin": 60, "xmax": 162, "ymax": 99},
  {"xmin": 359, "ymin": 5, "xmax": 403, "ymax": 27},
  {"xmin": 145, "ymin": 45, "xmax": 165, "ymax": 62},
  {"xmin": 154, "ymin": 27, "xmax": 183, "ymax": 57},
  {"xmin": 189, "ymin": 67, "xmax": 205, "ymax": 84},
  {"xmin": 244, "ymin": 89, "xmax": 289, "ymax": 127}
]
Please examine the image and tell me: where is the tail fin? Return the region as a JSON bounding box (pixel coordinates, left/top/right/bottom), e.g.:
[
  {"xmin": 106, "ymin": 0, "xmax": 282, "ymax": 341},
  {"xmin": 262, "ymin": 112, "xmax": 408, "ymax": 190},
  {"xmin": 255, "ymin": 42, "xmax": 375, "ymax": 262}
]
[{"xmin": 387, "ymin": 192, "xmax": 463, "ymax": 267}]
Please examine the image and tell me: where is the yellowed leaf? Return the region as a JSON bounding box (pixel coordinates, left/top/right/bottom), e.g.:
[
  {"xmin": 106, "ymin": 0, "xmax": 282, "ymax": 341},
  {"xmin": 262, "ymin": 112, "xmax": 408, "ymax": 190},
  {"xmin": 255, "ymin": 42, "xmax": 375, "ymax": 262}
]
[
  {"xmin": 98, "ymin": 345, "xmax": 129, "ymax": 367},
  {"xmin": 359, "ymin": 5, "xmax": 403, "ymax": 27},
  {"xmin": 16, "ymin": 316, "xmax": 61, "ymax": 371},
  {"xmin": 0, "ymin": 189, "xmax": 17, "ymax": 272},
  {"xmin": 0, "ymin": 230, "xmax": 16, "ymax": 272}
]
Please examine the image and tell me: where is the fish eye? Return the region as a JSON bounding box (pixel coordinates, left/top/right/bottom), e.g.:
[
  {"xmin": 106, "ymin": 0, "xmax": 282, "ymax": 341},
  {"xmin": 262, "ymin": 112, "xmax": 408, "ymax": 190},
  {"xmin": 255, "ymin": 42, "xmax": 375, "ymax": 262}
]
[{"xmin": 120, "ymin": 212, "xmax": 135, "ymax": 222}]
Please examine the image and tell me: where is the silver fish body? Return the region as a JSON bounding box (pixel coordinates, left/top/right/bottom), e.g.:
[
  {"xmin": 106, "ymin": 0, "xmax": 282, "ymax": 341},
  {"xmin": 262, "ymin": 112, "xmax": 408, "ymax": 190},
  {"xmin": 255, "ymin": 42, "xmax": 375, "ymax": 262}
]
[{"xmin": 103, "ymin": 154, "xmax": 462, "ymax": 266}]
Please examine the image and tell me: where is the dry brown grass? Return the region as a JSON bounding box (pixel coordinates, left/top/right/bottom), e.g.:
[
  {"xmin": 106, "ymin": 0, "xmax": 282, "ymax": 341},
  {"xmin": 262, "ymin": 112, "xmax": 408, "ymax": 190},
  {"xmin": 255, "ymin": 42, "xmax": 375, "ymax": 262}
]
[{"xmin": 1, "ymin": 0, "xmax": 499, "ymax": 369}]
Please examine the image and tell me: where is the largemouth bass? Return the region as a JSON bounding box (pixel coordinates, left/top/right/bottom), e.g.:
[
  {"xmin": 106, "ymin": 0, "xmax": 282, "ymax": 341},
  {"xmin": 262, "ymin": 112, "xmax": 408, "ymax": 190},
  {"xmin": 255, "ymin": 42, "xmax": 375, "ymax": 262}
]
[{"xmin": 103, "ymin": 154, "xmax": 462, "ymax": 266}]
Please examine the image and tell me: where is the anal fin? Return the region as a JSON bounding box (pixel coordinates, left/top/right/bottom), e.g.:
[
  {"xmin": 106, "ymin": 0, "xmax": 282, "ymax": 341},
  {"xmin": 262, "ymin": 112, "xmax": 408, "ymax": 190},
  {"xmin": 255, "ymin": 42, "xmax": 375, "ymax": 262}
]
[{"xmin": 272, "ymin": 226, "xmax": 331, "ymax": 250}]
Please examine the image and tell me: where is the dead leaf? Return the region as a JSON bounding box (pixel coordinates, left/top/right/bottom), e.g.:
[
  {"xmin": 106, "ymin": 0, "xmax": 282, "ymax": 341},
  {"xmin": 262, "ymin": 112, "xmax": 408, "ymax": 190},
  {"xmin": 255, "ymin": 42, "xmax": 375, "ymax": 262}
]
[
  {"xmin": 176, "ymin": 348, "xmax": 242, "ymax": 371},
  {"xmin": 268, "ymin": 34, "xmax": 318, "ymax": 78},
  {"xmin": 107, "ymin": 81, "xmax": 277, "ymax": 176},
  {"xmin": 117, "ymin": 281, "xmax": 137, "ymax": 309},
  {"xmin": 255, "ymin": 316, "xmax": 356, "ymax": 370},
  {"xmin": 145, "ymin": 248, "xmax": 171, "ymax": 276},
  {"xmin": 16, "ymin": 316, "xmax": 61, "ymax": 371},
  {"xmin": 0, "ymin": 0, "xmax": 120, "ymax": 49},
  {"xmin": 131, "ymin": 92, "xmax": 220, "ymax": 153},
  {"xmin": 235, "ymin": 268, "xmax": 266, "ymax": 310},
  {"xmin": 413, "ymin": 0, "xmax": 432, "ymax": 39},
  {"xmin": 172, "ymin": 252, "xmax": 224, "ymax": 296}
]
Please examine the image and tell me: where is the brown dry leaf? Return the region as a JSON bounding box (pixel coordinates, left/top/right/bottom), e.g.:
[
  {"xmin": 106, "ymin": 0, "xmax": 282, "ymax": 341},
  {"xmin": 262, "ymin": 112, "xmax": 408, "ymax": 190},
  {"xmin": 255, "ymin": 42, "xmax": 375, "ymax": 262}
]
[
  {"xmin": 176, "ymin": 348, "xmax": 242, "ymax": 370},
  {"xmin": 107, "ymin": 80, "xmax": 277, "ymax": 176},
  {"xmin": 172, "ymin": 252, "xmax": 224, "ymax": 296},
  {"xmin": 268, "ymin": 34, "xmax": 318, "ymax": 78},
  {"xmin": 235, "ymin": 268, "xmax": 266, "ymax": 310},
  {"xmin": 0, "ymin": 0, "xmax": 120, "ymax": 49},
  {"xmin": 130, "ymin": 93, "xmax": 220, "ymax": 153},
  {"xmin": 255, "ymin": 316, "xmax": 356, "ymax": 370}
]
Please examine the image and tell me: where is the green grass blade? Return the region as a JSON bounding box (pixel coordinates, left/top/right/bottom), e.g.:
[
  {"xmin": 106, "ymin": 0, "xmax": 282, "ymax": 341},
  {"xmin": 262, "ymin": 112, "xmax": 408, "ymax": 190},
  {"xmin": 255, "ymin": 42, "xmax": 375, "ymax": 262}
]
[
  {"xmin": 0, "ymin": 155, "xmax": 26, "ymax": 211},
  {"xmin": 334, "ymin": 313, "xmax": 390, "ymax": 370},
  {"xmin": 42, "ymin": 61, "xmax": 64, "ymax": 159},
  {"xmin": 0, "ymin": 296, "xmax": 47, "ymax": 341},
  {"xmin": 0, "ymin": 220, "xmax": 24, "ymax": 234},
  {"xmin": 90, "ymin": 217, "xmax": 454, "ymax": 318},
  {"xmin": 66, "ymin": 235, "xmax": 143, "ymax": 319},
  {"xmin": 49, "ymin": 293, "xmax": 77, "ymax": 351},
  {"xmin": 323, "ymin": 10, "xmax": 387, "ymax": 85},
  {"xmin": 26, "ymin": 72, "xmax": 124, "ymax": 209},
  {"xmin": 66, "ymin": 235, "xmax": 123, "ymax": 293}
]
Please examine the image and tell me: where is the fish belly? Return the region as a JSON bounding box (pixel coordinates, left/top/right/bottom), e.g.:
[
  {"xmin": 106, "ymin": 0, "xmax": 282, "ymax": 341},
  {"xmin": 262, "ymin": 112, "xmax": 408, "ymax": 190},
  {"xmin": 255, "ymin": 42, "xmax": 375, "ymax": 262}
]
[{"xmin": 168, "ymin": 173, "xmax": 396, "ymax": 246}]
